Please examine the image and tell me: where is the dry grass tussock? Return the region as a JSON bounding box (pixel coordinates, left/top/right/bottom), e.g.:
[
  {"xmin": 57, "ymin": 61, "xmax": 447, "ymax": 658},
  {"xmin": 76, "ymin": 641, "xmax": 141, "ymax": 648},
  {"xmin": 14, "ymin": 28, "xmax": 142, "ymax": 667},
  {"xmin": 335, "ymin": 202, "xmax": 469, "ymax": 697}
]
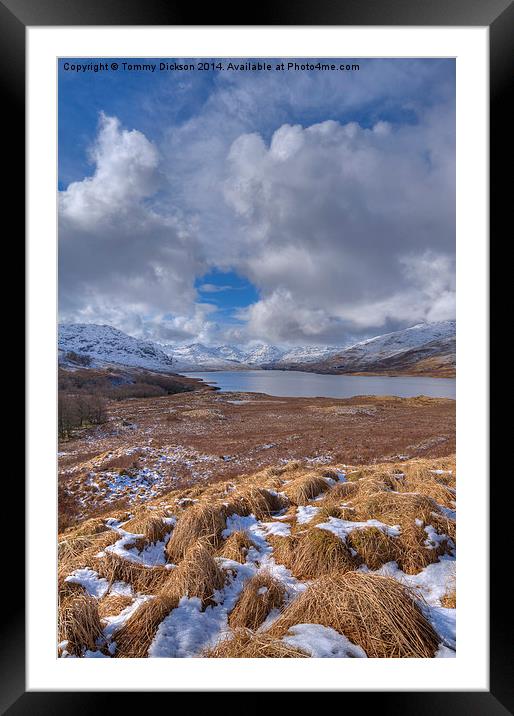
[
  {"xmin": 58, "ymin": 454, "xmax": 455, "ymax": 658},
  {"xmin": 165, "ymin": 502, "xmax": 229, "ymax": 563},
  {"xmin": 319, "ymin": 481, "xmax": 359, "ymax": 506},
  {"xmin": 294, "ymin": 528, "xmax": 356, "ymax": 579},
  {"xmin": 310, "ymin": 504, "xmax": 347, "ymax": 522},
  {"xmin": 204, "ymin": 629, "xmax": 309, "ymax": 658},
  {"xmin": 397, "ymin": 521, "xmax": 450, "ymax": 575},
  {"xmin": 228, "ymin": 572, "xmax": 285, "ymax": 630},
  {"xmin": 58, "ymin": 579, "xmax": 87, "ymax": 602},
  {"xmin": 164, "ymin": 486, "xmax": 286, "ymax": 564},
  {"xmin": 217, "ymin": 530, "xmax": 255, "ymax": 563},
  {"xmin": 163, "ymin": 541, "xmax": 226, "ymax": 606},
  {"xmin": 121, "ymin": 512, "xmax": 173, "ymax": 544},
  {"xmin": 262, "ymin": 460, "xmax": 303, "ymax": 478},
  {"xmin": 58, "ymin": 530, "xmax": 120, "ymax": 582},
  {"xmin": 430, "ymin": 512, "xmax": 456, "ymax": 542},
  {"xmin": 348, "ymin": 526, "xmax": 398, "ymax": 570},
  {"xmin": 269, "ymin": 528, "xmax": 356, "ymax": 580},
  {"xmin": 349, "ymin": 471, "xmax": 403, "ymax": 496},
  {"xmin": 267, "ymin": 534, "xmax": 297, "ymax": 570},
  {"xmin": 98, "ymin": 593, "xmax": 134, "ymax": 618},
  {"xmin": 268, "ymin": 572, "xmax": 439, "ymax": 658},
  {"xmin": 391, "ymin": 463, "xmax": 456, "ymax": 508},
  {"xmin": 284, "ymin": 474, "xmax": 330, "ymax": 505},
  {"xmin": 58, "ymin": 594, "xmax": 103, "ymax": 656},
  {"xmin": 352, "ymin": 491, "xmax": 441, "ymax": 525},
  {"xmin": 98, "ymin": 553, "xmax": 171, "ymax": 594},
  {"xmin": 115, "ymin": 594, "xmax": 178, "ymax": 658},
  {"xmin": 62, "ymin": 516, "xmax": 111, "ymax": 538},
  {"xmin": 231, "ymin": 486, "xmax": 288, "ymax": 519}
]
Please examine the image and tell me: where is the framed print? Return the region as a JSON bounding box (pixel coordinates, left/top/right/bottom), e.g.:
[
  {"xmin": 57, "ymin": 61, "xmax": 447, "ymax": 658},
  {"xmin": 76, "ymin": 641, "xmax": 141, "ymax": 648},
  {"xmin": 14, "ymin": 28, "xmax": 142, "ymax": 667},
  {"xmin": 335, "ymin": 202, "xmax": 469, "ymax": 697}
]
[{"xmin": 5, "ymin": 0, "xmax": 510, "ymax": 709}]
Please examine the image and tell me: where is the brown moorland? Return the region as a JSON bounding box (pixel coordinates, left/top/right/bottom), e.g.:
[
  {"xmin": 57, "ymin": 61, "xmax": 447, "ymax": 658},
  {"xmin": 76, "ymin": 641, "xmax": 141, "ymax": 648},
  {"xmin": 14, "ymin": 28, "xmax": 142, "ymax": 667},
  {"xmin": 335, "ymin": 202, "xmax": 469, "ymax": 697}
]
[{"xmin": 58, "ymin": 388, "xmax": 454, "ymax": 529}]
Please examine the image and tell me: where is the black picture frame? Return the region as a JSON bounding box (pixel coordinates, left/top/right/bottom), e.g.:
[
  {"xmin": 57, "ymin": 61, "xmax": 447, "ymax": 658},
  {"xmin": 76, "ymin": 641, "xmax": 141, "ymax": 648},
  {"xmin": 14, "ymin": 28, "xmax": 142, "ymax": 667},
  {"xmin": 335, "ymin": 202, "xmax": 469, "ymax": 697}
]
[{"xmin": 5, "ymin": 0, "xmax": 510, "ymax": 710}]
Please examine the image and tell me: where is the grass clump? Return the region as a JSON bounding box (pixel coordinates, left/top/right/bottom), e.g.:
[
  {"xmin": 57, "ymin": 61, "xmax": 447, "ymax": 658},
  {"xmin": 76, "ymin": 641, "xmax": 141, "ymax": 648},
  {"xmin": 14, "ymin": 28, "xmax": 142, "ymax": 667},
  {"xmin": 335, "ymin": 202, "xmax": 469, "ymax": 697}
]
[
  {"xmin": 268, "ymin": 534, "xmax": 298, "ymax": 569},
  {"xmin": 120, "ymin": 514, "xmax": 173, "ymax": 545},
  {"xmin": 58, "ymin": 594, "xmax": 103, "ymax": 656},
  {"xmin": 115, "ymin": 595, "xmax": 178, "ymax": 658},
  {"xmin": 99, "ymin": 553, "xmax": 171, "ymax": 594},
  {"xmin": 217, "ymin": 530, "xmax": 255, "ymax": 563},
  {"xmin": 354, "ymin": 491, "xmax": 440, "ymax": 525},
  {"xmin": 426, "ymin": 512, "xmax": 456, "ymax": 543},
  {"xmin": 395, "ymin": 522, "xmax": 450, "ymax": 575},
  {"xmin": 204, "ymin": 629, "xmax": 308, "ymax": 658},
  {"xmin": 165, "ymin": 503, "xmax": 229, "ymax": 563},
  {"xmin": 164, "ymin": 541, "xmax": 226, "ymax": 606},
  {"xmin": 320, "ymin": 481, "xmax": 359, "ymax": 506},
  {"xmin": 292, "ymin": 528, "xmax": 356, "ymax": 579},
  {"xmin": 284, "ymin": 474, "xmax": 330, "ymax": 505},
  {"xmin": 268, "ymin": 572, "xmax": 439, "ymax": 658},
  {"xmin": 228, "ymin": 572, "xmax": 286, "ymax": 630},
  {"xmin": 58, "ymin": 530, "xmax": 120, "ymax": 584},
  {"xmin": 269, "ymin": 528, "xmax": 355, "ymax": 579},
  {"xmin": 98, "ymin": 594, "xmax": 134, "ymax": 618},
  {"xmin": 347, "ymin": 527, "xmax": 398, "ymax": 570},
  {"xmin": 233, "ymin": 487, "xmax": 288, "ymax": 519}
]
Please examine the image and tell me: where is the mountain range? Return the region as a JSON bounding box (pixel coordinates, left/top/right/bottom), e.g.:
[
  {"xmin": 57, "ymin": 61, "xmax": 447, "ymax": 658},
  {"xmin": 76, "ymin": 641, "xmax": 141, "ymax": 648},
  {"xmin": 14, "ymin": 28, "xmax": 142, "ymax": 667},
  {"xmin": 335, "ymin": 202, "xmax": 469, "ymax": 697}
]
[{"xmin": 58, "ymin": 320, "xmax": 455, "ymax": 377}]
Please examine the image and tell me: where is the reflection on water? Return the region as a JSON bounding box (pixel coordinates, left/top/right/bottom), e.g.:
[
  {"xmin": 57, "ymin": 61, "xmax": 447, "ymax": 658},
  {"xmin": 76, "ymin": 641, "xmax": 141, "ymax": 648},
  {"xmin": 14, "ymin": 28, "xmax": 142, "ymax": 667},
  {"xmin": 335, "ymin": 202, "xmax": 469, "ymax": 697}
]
[{"xmin": 182, "ymin": 370, "xmax": 456, "ymax": 399}]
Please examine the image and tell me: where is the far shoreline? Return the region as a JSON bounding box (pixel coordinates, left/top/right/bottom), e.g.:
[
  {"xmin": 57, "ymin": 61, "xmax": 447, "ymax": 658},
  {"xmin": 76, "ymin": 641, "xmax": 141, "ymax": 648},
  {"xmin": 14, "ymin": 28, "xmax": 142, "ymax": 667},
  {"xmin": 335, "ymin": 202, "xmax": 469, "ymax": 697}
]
[{"xmin": 178, "ymin": 368, "xmax": 456, "ymax": 401}]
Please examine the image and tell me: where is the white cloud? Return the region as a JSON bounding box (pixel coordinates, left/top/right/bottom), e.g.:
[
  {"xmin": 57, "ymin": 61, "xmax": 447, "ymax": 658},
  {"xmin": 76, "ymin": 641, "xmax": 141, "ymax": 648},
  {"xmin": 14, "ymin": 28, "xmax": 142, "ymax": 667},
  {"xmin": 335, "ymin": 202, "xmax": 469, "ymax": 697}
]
[
  {"xmin": 59, "ymin": 61, "xmax": 455, "ymax": 346},
  {"xmin": 219, "ymin": 115, "xmax": 455, "ymax": 342},
  {"xmin": 60, "ymin": 113, "xmax": 160, "ymax": 226},
  {"xmin": 59, "ymin": 113, "xmax": 206, "ymax": 326}
]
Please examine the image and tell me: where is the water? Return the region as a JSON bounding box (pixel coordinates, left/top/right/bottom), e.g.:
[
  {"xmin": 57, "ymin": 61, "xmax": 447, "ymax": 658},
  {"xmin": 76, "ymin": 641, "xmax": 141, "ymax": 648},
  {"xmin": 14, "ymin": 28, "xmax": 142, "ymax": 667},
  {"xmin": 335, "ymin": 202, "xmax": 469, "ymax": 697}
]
[{"xmin": 182, "ymin": 369, "xmax": 455, "ymax": 399}]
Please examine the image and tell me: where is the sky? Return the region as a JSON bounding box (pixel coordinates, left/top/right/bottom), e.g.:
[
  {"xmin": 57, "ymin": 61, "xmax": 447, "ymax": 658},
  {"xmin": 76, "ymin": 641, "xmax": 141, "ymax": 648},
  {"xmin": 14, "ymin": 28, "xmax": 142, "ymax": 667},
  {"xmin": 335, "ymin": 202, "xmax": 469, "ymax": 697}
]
[{"xmin": 58, "ymin": 58, "xmax": 455, "ymax": 347}]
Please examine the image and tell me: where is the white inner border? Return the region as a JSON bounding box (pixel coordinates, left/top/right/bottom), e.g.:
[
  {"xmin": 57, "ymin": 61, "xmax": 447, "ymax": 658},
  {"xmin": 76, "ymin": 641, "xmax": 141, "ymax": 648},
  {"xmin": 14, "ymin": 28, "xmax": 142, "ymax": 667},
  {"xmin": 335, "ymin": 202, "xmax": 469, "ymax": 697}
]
[{"xmin": 27, "ymin": 26, "xmax": 489, "ymax": 691}]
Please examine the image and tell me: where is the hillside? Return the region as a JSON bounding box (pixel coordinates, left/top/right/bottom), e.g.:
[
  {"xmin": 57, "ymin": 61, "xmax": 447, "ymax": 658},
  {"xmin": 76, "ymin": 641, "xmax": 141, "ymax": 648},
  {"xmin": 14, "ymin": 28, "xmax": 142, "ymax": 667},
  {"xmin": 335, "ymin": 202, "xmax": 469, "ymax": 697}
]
[
  {"xmin": 59, "ymin": 321, "xmax": 456, "ymax": 377},
  {"xmin": 286, "ymin": 321, "xmax": 456, "ymax": 378},
  {"xmin": 59, "ymin": 323, "xmax": 176, "ymax": 373}
]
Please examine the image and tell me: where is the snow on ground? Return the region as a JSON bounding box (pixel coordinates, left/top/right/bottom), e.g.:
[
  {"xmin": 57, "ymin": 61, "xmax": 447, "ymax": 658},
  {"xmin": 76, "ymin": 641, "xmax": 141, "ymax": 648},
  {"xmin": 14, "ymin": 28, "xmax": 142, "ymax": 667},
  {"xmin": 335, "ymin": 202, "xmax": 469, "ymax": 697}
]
[
  {"xmin": 103, "ymin": 521, "xmax": 175, "ymax": 567},
  {"xmin": 282, "ymin": 624, "xmax": 367, "ymax": 658},
  {"xmin": 102, "ymin": 595, "xmax": 153, "ymax": 642},
  {"xmin": 316, "ymin": 516, "xmax": 401, "ymax": 540},
  {"xmin": 222, "ymin": 513, "xmax": 291, "ymax": 545},
  {"xmin": 149, "ymin": 596, "xmax": 228, "ymax": 657},
  {"xmin": 149, "ymin": 512, "xmax": 306, "ymax": 657},
  {"xmin": 297, "ymin": 505, "xmax": 320, "ymax": 524},
  {"xmin": 65, "ymin": 568, "xmax": 109, "ymax": 598},
  {"xmin": 62, "ymin": 444, "xmax": 222, "ymax": 518},
  {"xmin": 61, "ymin": 462, "xmax": 456, "ymax": 659},
  {"xmin": 375, "ymin": 556, "xmax": 455, "ymax": 606},
  {"xmin": 426, "ymin": 606, "xmax": 456, "ymax": 652}
]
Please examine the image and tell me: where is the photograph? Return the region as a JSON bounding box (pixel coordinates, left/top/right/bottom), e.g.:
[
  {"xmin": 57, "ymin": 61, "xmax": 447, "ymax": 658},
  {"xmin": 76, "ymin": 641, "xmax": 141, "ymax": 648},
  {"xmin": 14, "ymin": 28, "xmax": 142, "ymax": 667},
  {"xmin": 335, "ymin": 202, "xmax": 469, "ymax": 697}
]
[{"xmin": 57, "ymin": 57, "xmax": 457, "ymax": 660}]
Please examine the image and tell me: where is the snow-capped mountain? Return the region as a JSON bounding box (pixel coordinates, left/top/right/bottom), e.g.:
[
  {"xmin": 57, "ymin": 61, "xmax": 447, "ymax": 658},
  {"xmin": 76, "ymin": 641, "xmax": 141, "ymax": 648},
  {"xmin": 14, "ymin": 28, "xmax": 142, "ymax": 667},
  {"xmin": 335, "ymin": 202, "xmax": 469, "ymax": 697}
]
[
  {"xmin": 59, "ymin": 320, "xmax": 455, "ymax": 377},
  {"xmin": 58, "ymin": 323, "xmax": 176, "ymax": 372},
  {"xmin": 165, "ymin": 341, "xmax": 343, "ymax": 370},
  {"xmin": 244, "ymin": 343, "xmax": 285, "ymax": 366},
  {"xmin": 274, "ymin": 344, "xmax": 344, "ymax": 366},
  {"xmin": 168, "ymin": 343, "xmax": 247, "ymax": 371},
  {"xmin": 300, "ymin": 320, "xmax": 455, "ymax": 377}
]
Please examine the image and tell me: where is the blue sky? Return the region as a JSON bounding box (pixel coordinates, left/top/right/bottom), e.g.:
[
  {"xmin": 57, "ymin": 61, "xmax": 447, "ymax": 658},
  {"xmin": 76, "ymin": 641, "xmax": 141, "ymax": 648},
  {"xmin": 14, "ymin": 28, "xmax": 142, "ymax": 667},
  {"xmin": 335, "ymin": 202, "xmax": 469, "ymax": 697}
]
[{"xmin": 58, "ymin": 58, "xmax": 455, "ymax": 346}]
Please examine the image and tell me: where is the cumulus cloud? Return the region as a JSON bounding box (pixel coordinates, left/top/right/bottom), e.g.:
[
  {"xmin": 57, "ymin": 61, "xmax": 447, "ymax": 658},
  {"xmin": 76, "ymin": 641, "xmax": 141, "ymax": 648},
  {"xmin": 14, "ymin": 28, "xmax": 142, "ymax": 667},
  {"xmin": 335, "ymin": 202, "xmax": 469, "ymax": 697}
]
[
  {"xmin": 59, "ymin": 60, "xmax": 455, "ymax": 345},
  {"xmin": 59, "ymin": 113, "xmax": 205, "ymax": 325},
  {"xmin": 60, "ymin": 113, "xmax": 161, "ymax": 225},
  {"xmin": 220, "ymin": 113, "xmax": 455, "ymax": 342}
]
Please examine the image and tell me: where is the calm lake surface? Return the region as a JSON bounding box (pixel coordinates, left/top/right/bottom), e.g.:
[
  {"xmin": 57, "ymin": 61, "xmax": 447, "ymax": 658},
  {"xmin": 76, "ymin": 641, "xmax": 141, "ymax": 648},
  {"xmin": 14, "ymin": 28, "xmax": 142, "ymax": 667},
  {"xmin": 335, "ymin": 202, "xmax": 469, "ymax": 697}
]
[{"xmin": 182, "ymin": 370, "xmax": 456, "ymax": 399}]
